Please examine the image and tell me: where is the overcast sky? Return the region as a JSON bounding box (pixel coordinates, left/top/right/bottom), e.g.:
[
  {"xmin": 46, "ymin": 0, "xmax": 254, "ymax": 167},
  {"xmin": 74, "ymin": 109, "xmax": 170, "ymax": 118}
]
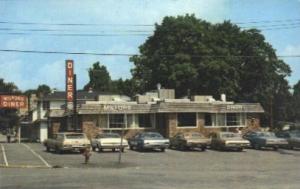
[{"xmin": 0, "ymin": 0, "xmax": 299, "ymax": 91}]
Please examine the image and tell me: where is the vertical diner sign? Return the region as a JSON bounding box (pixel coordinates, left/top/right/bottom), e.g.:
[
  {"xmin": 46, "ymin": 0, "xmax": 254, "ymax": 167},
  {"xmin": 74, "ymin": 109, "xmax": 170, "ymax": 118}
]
[{"xmin": 66, "ymin": 60, "xmax": 74, "ymax": 110}]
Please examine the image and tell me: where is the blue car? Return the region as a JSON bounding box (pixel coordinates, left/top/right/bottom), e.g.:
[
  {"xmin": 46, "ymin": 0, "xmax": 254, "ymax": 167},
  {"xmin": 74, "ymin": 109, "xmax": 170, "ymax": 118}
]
[{"xmin": 243, "ymin": 131, "xmax": 288, "ymax": 150}]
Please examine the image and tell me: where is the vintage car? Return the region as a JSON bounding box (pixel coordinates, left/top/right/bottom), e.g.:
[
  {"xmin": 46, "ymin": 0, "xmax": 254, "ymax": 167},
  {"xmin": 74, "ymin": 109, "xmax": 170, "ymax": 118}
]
[
  {"xmin": 43, "ymin": 132, "xmax": 90, "ymax": 153},
  {"xmin": 169, "ymin": 132, "xmax": 210, "ymax": 151},
  {"xmin": 243, "ymin": 131, "xmax": 288, "ymax": 150},
  {"xmin": 91, "ymin": 133, "xmax": 128, "ymax": 152},
  {"xmin": 128, "ymin": 132, "xmax": 169, "ymax": 152},
  {"xmin": 276, "ymin": 131, "xmax": 300, "ymax": 149},
  {"xmin": 211, "ymin": 132, "xmax": 250, "ymax": 151}
]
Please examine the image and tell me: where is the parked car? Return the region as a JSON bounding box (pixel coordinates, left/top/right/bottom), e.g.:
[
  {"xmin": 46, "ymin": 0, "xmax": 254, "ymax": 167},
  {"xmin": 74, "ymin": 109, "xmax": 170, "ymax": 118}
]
[
  {"xmin": 276, "ymin": 131, "xmax": 300, "ymax": 149},
  {"xmin": 43, "ymin": 132, "xmax": 90, "ymax": 153},
  {"xmin": 91, "ymin": 133, "xmax": 128, "ymax": 152},
  {"xmin": 169, "ymin": 132, "xmax": 210, "ymax": 151},
  {"xmin": 211, "ymin": 132, "xmax": 250, "ymax": 151},
  {"xmin": 243, "ymin": 131, "xmax": 288, "ymax": 150},
  {"xmin": 128, "ymin": 132, "xmax": 169, "ymax": 152}
]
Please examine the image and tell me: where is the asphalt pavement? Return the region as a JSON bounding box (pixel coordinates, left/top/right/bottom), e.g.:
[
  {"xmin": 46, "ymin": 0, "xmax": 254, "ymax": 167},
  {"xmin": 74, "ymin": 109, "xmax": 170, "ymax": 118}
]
[{"xmin": 0, "ymin": 134, "xmax": 300, "ymax": 189}]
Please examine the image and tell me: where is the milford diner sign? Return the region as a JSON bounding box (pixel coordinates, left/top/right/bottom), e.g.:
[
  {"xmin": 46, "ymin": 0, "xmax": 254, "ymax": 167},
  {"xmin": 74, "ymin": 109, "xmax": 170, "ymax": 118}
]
[{"xmin": 0, "ymin": 95, "xmax": 27, "ymax": 109}]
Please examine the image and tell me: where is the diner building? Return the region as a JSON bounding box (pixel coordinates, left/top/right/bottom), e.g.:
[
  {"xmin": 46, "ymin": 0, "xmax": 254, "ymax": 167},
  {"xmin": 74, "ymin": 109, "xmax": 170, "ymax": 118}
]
[{"xmin": 47, "ymin": 88, "xmax": 264, "ymax": 139}]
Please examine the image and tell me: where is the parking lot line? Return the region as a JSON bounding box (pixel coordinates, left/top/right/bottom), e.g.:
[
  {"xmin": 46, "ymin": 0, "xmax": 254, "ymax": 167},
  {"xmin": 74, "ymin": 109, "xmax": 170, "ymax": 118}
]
[
  {"xmin": 22, "ymin": 143, "xmax": 51, "ymax": 168},
  {"xmin": 1, "ymin": 144, "xmax": 8, "ymax": 166}
]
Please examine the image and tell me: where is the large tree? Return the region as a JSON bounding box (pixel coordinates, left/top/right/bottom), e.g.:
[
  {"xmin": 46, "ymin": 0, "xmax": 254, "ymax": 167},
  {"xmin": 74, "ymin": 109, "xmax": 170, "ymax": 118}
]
[
  {"xmin": 130, "ymin": 14, "xmax": 291, "ymax": 127},
  {"xmin": 84, "ymin": 62, "xmax": 112, "ymax": 92},
  {"xmin": 0, "ymin": 78, "xmax": 20, "ymax": 131},
  {"xmin": 292, "ymin": 81, "xmax": 300, "ymax": 122}
]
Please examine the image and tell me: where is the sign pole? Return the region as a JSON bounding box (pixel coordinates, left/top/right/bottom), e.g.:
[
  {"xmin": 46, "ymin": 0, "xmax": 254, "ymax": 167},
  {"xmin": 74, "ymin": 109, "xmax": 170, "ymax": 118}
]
[{"xmin": 118, "ymin": 114, "xmax": 125, "ymax": 164}]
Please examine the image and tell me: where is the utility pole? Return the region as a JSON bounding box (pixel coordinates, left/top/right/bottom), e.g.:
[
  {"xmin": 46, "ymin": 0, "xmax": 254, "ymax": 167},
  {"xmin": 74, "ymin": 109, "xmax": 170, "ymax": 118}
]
[{"xmin": 270, "ymin": 96, "xmax": 273, "ymax": 130}]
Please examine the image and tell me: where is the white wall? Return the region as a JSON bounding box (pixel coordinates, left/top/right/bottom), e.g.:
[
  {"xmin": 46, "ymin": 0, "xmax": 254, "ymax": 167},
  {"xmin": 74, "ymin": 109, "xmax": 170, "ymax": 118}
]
[{"xmin": 39, "ymin": 121, "xmax": 48, "ymax": 143}]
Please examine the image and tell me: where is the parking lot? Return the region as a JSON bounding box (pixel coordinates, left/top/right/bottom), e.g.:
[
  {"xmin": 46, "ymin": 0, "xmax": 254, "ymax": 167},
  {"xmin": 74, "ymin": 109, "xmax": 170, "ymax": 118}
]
[{"xmin": 1, "ymin": 137, "xmax": 300, "ymax": 189}]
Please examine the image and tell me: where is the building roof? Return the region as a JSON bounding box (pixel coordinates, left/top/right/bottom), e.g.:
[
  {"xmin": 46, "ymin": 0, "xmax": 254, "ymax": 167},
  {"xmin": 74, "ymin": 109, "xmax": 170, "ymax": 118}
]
[
  {"xmin": 75, "ymin": 101, "xmax": 264, "ymax": 114},
  {"xmin": 42, "ymin": 91, "xmax": 120, "ymax": 101}
]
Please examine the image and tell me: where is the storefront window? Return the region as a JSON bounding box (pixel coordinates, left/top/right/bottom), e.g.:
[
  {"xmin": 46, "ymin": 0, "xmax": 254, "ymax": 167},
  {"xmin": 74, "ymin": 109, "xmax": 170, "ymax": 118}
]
[
  {"xmin": 204, "ymin": 113, "xmax": 245, "ymax": 127},
  {"xmin": 177, "ymin": 113, "xmax": 197, "ymax": 127},
  {"xmin": 138, "ymin": 114, "xmax": 151, "ymax": 128},
  {"xmin": 227, "ymin": 113, "xmax": 239, "ymax": 126},
  {"xmin": 109, "ymin": 114, "xmax": 126, "ymax": 128}
]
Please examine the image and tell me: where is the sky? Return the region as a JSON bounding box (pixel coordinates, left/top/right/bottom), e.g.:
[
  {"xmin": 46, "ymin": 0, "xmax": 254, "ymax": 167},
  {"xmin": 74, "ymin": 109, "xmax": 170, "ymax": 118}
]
[{"xmin": 0, "ymin": 0, "xmax": 299, "ymax": 91}]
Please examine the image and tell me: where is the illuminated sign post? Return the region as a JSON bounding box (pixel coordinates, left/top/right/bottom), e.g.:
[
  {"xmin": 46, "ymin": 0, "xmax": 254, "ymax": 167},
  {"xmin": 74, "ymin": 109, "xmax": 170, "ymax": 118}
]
[
  {"xmin": 0, "ymin": 95, "xmax": 27, "ymax": 109},
  {"xmin": 66, "ymin": 60, "xmax": 74, "ymax": 110}
]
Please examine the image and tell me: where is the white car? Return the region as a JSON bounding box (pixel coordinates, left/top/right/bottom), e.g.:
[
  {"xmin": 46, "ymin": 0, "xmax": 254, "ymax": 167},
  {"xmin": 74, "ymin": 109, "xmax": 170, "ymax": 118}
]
[{"xmin": 91, "ymin": 133, "xmax": 128, "ymax": 152}]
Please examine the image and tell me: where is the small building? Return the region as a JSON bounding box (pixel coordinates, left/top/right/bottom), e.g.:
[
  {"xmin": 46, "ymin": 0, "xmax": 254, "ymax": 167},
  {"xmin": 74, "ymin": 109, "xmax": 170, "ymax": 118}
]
[{"xmin": 45, "ymin": 88, "xmax": 264, "ymax": 140}]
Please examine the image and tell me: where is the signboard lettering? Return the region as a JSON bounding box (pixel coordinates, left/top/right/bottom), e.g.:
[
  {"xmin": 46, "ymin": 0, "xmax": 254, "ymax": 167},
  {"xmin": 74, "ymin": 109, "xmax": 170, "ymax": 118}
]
[
  {"xmin": 103, "ymin": 105, "xmax": 132, "ymax": 111},
  {"xmin": 0, "ymin": 95, "xmax": 27, "ymax": 109},
  {"xmin": 226, "ymin": 105, "xmax": 244, "ymax": 110},
  {"xmin": 66, "ymin": 60, "xmax": 74, "ymax": 109}
]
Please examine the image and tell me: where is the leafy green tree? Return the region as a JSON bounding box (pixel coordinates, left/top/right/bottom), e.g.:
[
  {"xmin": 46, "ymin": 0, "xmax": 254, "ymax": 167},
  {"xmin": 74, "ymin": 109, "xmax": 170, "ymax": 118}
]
[
  {"xmin": 36, "ymin": 84, "xmax": 51, "ymax": 97},
  {"xmin": 111, "ymin": 79, "xmax": 138, "ymax": 97},
  {"xmin": 84, "ymin": 62, "xmax": 112, "ymax": 92},
  {"xmin": 292, "ymin": 81, "xmax": 300, "ymax": 122},
  {"xmin": 0, "ymin": 78, "xmax": 20, "ymax": 131},
  {"xmin": 130, "ymin": 14, "xmax": 291, "ymax": 127}
]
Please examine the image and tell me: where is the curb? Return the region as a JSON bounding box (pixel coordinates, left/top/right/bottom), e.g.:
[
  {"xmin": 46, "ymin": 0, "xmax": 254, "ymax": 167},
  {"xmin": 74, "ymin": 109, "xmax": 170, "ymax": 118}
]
[{"xmin": 0, "ymin": 164, "xmax": 52, "ymax": 169}]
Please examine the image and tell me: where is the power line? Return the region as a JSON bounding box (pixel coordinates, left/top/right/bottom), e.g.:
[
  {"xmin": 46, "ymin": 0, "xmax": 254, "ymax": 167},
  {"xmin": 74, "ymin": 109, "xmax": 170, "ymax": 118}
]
[
  {"xmin": 0, "ymin": 49, "xmax": 299, "ymax": 58},
  {"xmin": 0, "ymin": 18, "xmax": 300, "ymax": 27},
  {"xmin": 0, "ymin": 32, "xmax": 151, "ymax": 37}
]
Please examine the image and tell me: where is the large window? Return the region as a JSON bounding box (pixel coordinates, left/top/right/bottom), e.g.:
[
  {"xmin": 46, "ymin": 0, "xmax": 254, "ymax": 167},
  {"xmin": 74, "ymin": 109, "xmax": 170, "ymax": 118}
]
[
  {"xmin": 138, "ymin": 114, "xmax": 151, "ymax": 128},
  {"xmin": 177, "ymin": 113, "xmax": 197, "ymax": 127},
  {"xmin": 109, "ymin": 114, "xmax": 126, "ymax": 128},
  {"xmin": 204, "ymin": 113, "xmax": 246, "ymax": 127}
]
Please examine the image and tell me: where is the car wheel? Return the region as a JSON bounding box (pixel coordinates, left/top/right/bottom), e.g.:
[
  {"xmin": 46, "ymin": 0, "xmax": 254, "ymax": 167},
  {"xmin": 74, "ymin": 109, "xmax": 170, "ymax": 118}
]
[
  {"xmin": 289, "ymin": 145, "xmax": 294, "ymax": 150},
  {"xmin": 237, "ymin": 148, "xmax": 243, "ymax": 152},
  {"xmin": 112, "ymin": 148, "xmax": 116, "ymax": 152},
  {"xmin": 254, "ymin": 143, "xmax": 261, "ymax": 150},
  {"xmin": 273, "ymin": 146, "xmax": 278, "ymax": 151},
  {"xmin": 129, "ymin": 145, "xmax": 133, "ymax": 150},
  {"xmin": 201, "ymin": 146, "xmax": 206, "ymax": 151},
  {"xmin": 121, "ymin": 148, "xmax": 125, "ymax": 152},
  {"xmin": 79, "ymin": 149, "xmax": 85, "ymax": 154},
  {"xmin": 161, "ymin": 148, "xmax": 165, "ymax": 152},
  {"xmin": 92, "ymin": 146, "xmax": 96, "ymax": 151},
  {"xmin": 97, "ymin": 145, "xmax": 102, "ymax": 152},
  {"xmin": 46, "ymin": 145, "xmax": 50, "ymax": 152},
  {"xmin": 55, "ymin": 147, "xmax": 62, "ymax": 154}
]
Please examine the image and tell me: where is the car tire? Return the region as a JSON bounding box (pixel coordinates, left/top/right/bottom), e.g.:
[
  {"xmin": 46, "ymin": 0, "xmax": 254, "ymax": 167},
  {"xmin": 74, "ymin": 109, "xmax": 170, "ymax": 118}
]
[
  {"xmin": 97, "ymin": 145, "xmax": 103, "ymax": 152},
  {"xmin": 201, "ymin": 146, "xmax": 206, "ymax": 151},
  {"xmin": 161, "ymin": 148, "xmax": 165, "ymax": 152},
  {"xmin": 92, "ymin": 146, "xmax": 96, "ymax": 151},
  {"xmin": 112, "ymin": 148, "xmax": 116, "ymax": 152},
  {"xmin": 46, "ymin": 145, "xmax": 50, "ymax": 152},
  {"xmin": 237, "ymin": 148, "xmax": 243, "ymax": 152},
  {"xmin": 55, "ymin": 147, "xmax": 62, "ymax": 154},
  {"xmin": 273, "ymin": 146, "xmax": 278, "ymax": 151},
  {"xmin": 121, "ymin": 148, "xmax": 125, "ymax": 152},
  {"xmin": 129, "ymin": 145, "xmax": 133, "ymax": 150},
  {"xmin": 254, "ymin": 143, "xmax": 261, "ymax": 150}
]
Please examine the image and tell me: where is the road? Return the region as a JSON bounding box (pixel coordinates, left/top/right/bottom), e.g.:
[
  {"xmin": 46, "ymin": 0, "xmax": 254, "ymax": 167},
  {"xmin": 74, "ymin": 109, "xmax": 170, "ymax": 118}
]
[{"xmin": 0, "ymin": 134, "xmax": 300, "ymax": 189}]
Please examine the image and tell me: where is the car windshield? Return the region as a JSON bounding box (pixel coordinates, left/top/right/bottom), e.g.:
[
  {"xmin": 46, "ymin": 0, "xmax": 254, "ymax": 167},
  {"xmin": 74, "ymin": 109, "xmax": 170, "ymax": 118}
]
[
  {"xmin": 289, "ymin": 132, "xmax": 300, "ymax": 137},
  {"xmin": 221, "ymin": 133, "xmax": 240, "ymax": 138},
  {"xmin": 142, "ymin": 133, "xmax": 163, "ymax": 139},
  {"xmin": 184, "ymin": 132, "xmax": 203, "ymax": 138},
  {"xmin": 65, "ymin": 134, "xmax": 85, "ymax": 139},
  {"xmin": 258, "ymin": 132, "xmax": 275, "ymax": 137},
  {"xmin": 99, "ymin": 133, "xmax": 120, "ymax": 138}
]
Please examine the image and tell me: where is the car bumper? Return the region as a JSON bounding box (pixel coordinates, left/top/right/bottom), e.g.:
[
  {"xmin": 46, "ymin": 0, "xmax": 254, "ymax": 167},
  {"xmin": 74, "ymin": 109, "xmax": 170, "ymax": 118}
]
[
  {"xmin": 99, "ymin": 144, "xmax": 128, "ymax": 149},
  {"xmin": 186, "ymin": 143, "xmax": 208, "ymax": 148},
  {"xmin": 62, "ymin": 144, "xmax": 91, "ymax": 151},
  {"xmin": 225, "ymin": 143, "xmax": 250, "ymax": 149},
  {"xmin": 143, "ymin": 144, "xmax": 169, "ymax": 149}
]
